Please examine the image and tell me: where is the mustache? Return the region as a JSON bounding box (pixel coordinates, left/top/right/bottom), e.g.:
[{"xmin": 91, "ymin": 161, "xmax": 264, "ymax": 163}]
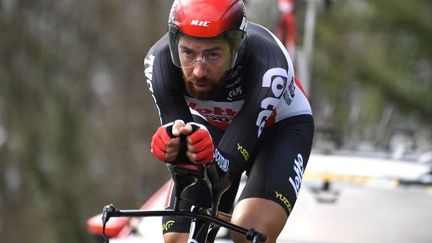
[{"xmin": 189, "ymin": 77, "xmax": 210, "ymax": 85}]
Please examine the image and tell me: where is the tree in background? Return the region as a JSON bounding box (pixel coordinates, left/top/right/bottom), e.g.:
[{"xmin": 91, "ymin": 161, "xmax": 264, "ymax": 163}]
[
  {"xmin": 1, "ymin": 1, "xmax": 170, "ymax": 243},
  {"xmin": 311, "ymin": 0, "xmax": 432, "ymax": 152}
]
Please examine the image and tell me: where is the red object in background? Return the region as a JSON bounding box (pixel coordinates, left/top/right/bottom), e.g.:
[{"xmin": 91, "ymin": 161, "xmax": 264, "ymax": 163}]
[
  {"xmin": 276, "ymin": 0, "xmax": 297, "ymax": 61},
  {"xmin": 86, "ymin": 180, "xmax": 172, "ymax": 238}
]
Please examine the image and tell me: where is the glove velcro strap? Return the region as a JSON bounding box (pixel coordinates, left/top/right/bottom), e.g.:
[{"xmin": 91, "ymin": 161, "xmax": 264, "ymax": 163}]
[{"xmin": 163, "ymin": 120, "xmax": 185, "ymax": 138}]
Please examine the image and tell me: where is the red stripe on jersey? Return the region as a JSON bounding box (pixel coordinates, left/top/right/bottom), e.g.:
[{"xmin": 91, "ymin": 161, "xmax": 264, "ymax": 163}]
[
  {"xmin": 265, "ymin": 110, "xmax": 277, "ymax": 127},
  {"xmin": 294, "ymin": 75, "xmax": 307, "ymax": 96},
  {"xmin": 207, "ymin": 119, "xmax": 229, "ymax": 130}
]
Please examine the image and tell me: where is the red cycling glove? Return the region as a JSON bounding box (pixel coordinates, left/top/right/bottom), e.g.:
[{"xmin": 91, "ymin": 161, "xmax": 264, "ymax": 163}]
[
  {"xmin": 187, "ymin": 123, "xmax": 214, "ymax": 165},
  {"xmin": 151, "ymin": 121, "xmax": 214, "ymax": 165},
  {"xmin": 150, "ymin": 122, "xmax": 175, "ymax": 162}
]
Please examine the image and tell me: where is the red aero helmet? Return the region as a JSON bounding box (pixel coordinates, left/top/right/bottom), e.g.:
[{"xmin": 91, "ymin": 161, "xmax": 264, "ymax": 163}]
[{"xmin": 168, "ymin": 0, "xmax": 248, "ymax": 69}]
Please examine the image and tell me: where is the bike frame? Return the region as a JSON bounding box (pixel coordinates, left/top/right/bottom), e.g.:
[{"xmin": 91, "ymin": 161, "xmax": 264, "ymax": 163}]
[{"xmin": 100, "ymin": 164, "xmax": 266, "ymax": 243}]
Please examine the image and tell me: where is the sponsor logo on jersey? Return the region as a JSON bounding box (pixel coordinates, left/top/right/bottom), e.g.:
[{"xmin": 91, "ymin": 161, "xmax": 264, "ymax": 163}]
[
  {"xmin": 256, "ymin": 67, "xmax": 288, "ymax": 137},
  {"xmin": 162, "ymin": 220, "xmax": 175, "ymax": 231},
  {"xmin": 144, "ymin": 55, "xmax": 154, "ymax": 82},
  {"xmin": 289, "ymin": 153, "xmax": 304, "ymax": 198},
  {"xmin": 185, "ymin": 98, "xmax": 244, "ymax": 127},
  {"xmin": 228, "ymin": 86, "xmax": 243, "ymax": 100},
  {"xmin": 226, "ymin": 65, "xmax": 244, "ymax": 101},
  {"xmin": 226, "ymin": 65, "xmax": 243, "ymax": 83},
  {"xmin": 188, "ymin": 102, "xmax": 238, "ymax": 117},
  {"xmin": 283, "ymin": 76, "xmax": 296, "ymax": 105},
  {"xmin": 237, "ymin": 143, "xmax": 249, "ymax": 161},
  {"xmin": 275, "ymin": 191, "xmax": 293, "ymax": 213},
  {"xmin": 144, "ymin": 55, "xmax": 162, "ymax": 122},
  {"xmin": 214, "ymin": 148, "xmax": 229, "ymax": 172}
]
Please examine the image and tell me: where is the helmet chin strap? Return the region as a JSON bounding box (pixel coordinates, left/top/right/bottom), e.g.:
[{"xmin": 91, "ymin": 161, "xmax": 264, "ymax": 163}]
[
  {"xmin": 229, "ymin": 52, "xmax": 239, "ymax": 70},
  {"xmin": 229, "ymin": 38, "xmax": 246, "ymax": 69}
]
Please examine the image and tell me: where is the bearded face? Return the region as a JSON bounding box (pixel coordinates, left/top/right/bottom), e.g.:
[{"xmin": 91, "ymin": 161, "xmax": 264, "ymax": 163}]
[{"xmin": 178, "ymin": 37, "xmax": 231, "ymax": 100}]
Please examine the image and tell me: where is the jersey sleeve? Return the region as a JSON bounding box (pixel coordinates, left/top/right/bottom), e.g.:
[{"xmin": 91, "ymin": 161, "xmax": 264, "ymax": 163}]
[
  {"xmin": 144, "ymin": 34, "xmax": 193, "ymax": 125},
  {"xmin": 215, "ymin": 27, "xmax": 295, "ymax": 177}
]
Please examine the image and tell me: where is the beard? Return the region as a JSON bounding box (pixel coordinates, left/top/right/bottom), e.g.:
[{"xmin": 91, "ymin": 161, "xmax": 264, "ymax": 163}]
[{"xmin": 185, "ymin": 76, "xmax": 225, "ymax": 100}]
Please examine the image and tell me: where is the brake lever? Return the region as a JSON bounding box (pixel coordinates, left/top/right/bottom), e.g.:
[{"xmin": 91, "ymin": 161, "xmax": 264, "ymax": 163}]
[{"xmin": 101, "ymin": 204, "xmax": 120, "ymax": 243}]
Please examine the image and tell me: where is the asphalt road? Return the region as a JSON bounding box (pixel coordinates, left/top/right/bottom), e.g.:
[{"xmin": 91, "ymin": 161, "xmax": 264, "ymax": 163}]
[
  {"xmin": 116, "ymin": 179, "xmax": 432, "ymax": 243},
  {"xmin": 108, "ymin": 152, "xmax": 432, "ymax": 243},
  {"xmin": 280, "ymin": 180, "xmax": 432, "ymax": 243}
]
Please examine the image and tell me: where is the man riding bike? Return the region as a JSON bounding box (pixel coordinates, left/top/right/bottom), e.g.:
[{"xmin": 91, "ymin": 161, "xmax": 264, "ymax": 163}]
[{"xmin": 144, "ymin": 0, "xmax": 314, "ymax": 242}]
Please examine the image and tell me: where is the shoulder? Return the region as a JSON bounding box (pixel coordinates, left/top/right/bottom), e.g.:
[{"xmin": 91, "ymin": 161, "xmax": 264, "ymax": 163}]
[
  {"xmin": 240, "ymin": 23, "xmax": 293, "ymax": 71},
  {"xmin": 144, "ymin": 33, "xmax": 183, "ymax": 88},
  {"xmin": 245, "ymin": 23, "xmax": 282, "ymax": 49},
  {"xmin": 246, "ymin": 23, "xmax": 277, "ymax": 40},
  {"xmin": 145, "ymin": 33, "xmax": 179, "ymax": 75},
  {"xmin": 146, "ymin": 33, "xmax": 171, "ymax": 60}
]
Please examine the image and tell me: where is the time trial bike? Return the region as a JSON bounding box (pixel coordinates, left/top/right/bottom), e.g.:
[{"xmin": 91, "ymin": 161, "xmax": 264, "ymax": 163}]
[{"xmin": 99, "ymin": 162, "xmax": 267, "ymax": 243}]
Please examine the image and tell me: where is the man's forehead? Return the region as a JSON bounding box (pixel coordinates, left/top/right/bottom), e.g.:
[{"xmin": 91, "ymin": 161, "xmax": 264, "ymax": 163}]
[{"xmin": 178, "ymin": 36, "xmax": 229, "ymax": 49}]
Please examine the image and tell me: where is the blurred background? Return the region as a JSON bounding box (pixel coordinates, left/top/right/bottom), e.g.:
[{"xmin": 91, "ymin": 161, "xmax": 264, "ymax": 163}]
[{"xmin": 0, "ymin": 0, "xmax": 431, "ymax": 243}]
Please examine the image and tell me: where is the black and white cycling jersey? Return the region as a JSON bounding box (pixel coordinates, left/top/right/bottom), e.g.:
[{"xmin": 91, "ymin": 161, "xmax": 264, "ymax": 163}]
[{"xmin": 145, "ymin": 23, "xmax": 312, "ymax": 174}]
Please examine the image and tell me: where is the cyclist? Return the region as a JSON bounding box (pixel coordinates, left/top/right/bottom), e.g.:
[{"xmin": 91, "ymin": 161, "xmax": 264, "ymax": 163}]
[{"xmin": 144, "ymin": 0, "xmax": 314, "ymax": 242}]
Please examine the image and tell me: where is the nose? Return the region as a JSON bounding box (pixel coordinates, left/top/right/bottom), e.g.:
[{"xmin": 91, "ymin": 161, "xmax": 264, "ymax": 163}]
[{"xmin": 192, "ymin": 61, "xmax": 208, "ymax": 79}]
